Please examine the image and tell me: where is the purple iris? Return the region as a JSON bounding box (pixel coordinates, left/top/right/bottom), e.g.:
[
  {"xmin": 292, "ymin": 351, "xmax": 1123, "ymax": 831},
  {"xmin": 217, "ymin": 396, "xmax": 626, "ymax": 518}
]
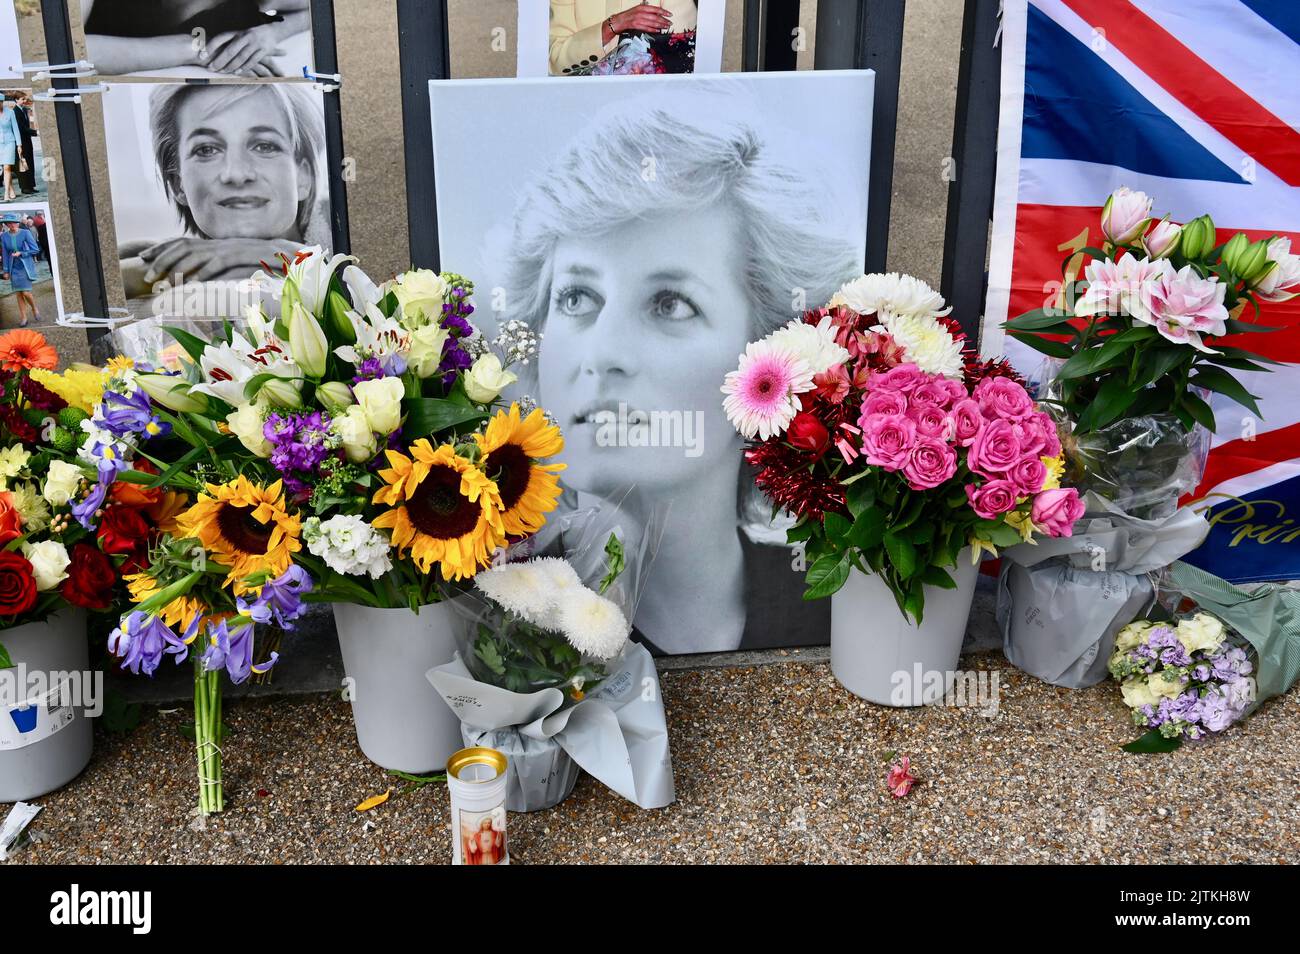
[
  {"xmin": 264, "ymin": 410, "xmax": 333, "ymax": 494},
  {"xmin": 109, "ymin": 611, "xmax": 192, "ymax": 676},
  {"xmin": 202, "ymin": 619, "xmax": 278, "ymax": 685},
  {"xmin": 99, "ymin": 387, "xmax": 172, "ymax": 441},
  {"xmin": 237, "ymin": 565, "xmax": 313, "ymax": 630},
  {"xmin": 70, "ymin": 478, "xmax": 110, "ymax": 530}
]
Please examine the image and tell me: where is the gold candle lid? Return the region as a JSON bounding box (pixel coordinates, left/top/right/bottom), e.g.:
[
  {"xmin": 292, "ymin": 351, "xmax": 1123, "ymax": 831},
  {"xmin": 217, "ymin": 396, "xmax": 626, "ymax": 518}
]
[{"xmin": 447, "ymin": 746, "xmax": 508, "ymax": 781}]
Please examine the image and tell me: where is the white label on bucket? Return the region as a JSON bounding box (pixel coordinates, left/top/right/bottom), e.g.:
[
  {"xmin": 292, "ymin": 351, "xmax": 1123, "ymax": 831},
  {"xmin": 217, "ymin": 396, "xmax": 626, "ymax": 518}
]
[{"xmin": 0, "ymin": 676, "xmax": 76, "ymax": 751}]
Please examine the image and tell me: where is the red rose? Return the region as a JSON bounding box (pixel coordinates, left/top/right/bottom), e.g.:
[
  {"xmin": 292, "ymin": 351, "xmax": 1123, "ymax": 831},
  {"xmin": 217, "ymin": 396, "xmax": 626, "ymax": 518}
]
[
  {"xmin": 0, "ymin": 550, "xmax": 38, "ymax": 617},
  {"xmin": 98, "ymin": 505, "xmax": 151, "ymax": 567},
  {"xmin": 60, "ymin": 543, "xmax": 117, "ymax": 610},
  {"xmin": 787, "ymin": 411, "xmax": 831, "ymax": 458},
  {"xmin": 0, "ymin": 491, "xmax": 22, "ymax": 546}
]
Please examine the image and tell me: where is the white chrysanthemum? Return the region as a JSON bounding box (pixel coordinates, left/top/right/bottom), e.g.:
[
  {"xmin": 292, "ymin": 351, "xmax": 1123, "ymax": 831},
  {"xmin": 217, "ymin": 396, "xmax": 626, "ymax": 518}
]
[
  {"xmin": 557, "ymin": 588, "xmax": 630, "ymax": 660},
  {"xmin": 303, "ymin": 514, "xmax": 392, "ymax": 578},
  {"xmin": 830, "ymin": 272, "xmax": 950, "ymax": 320},
  {"xmin": 765, "ymin": 316, "xmax": 849, "ymax": 376},
  {"xmin": 474, "ymin": 562, "xmax": 556, "ymax": 626},
  {"xmin": 873, "ymin": 313, "xmax": 965, "ymax": 378},
  {"xmin": 530, "ymin": 557, "xmax": 583, "ymax": 594},
  {"xmin": 8, "ymin": 482, "xmax": 50, "ymax": 534}
]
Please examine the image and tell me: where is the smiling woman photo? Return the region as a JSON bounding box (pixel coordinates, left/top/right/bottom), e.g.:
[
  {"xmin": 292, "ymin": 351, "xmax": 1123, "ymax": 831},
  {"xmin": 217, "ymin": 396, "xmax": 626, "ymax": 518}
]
[
  {"xmin": 110, "ymin": 82, "xmax": 328, "ymax": 311},
  {"xmin": 488, "ymin": 87, "xmax": 863, "ymax": 654}
]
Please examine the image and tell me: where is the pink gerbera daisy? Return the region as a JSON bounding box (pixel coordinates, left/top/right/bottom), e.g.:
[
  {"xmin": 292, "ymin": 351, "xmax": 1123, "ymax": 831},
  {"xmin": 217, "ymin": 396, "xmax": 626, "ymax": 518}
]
[{"xmin": 721, "ymin": 341, "xmax": 815, "ymax": 440}]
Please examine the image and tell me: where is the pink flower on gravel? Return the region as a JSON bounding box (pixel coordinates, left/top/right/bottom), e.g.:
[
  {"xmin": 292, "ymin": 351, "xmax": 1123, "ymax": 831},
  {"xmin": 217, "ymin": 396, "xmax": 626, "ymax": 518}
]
[
  {"xmin": 1132, "ymin": 263, "xmax": 1228, "ymax": 353},
  {"xmin": 887, "ymin": 756, "xmax": 916, "ymax": 798},
  {"xmin": 973, "ymin": 375, "xmax": 1035, "ymax": 422},
  {"xmin": 869, "ymin": 362, "xmax": 927, "ymax": 393},
  {"xmin": 1008, "ymin": 456, "xmax": 1049, "ymax": 496},
  {"xmin": 862, "ymin": 388, "xmax": 909, "ymax": 418},
  {"xmin": 903, "ymin": 437, "xmax": 958, "ymax": 490},
  {"xmin": 860, "ymin": 413, "xmax": 917, "ymax": 471},
  {"xmin": 950, "ymin": 398, "xmax": 984, "ymax": 447},
  {"xmin": 966, "ymin": 479, "xmax": 1019, "ymax": 518},
  {"xmin": 967, "ymin": 419, "xmax": 1022, "ymax": 477},
  {"xmin": 907, "ymin": 403, "xmax": 952, "ymax": 439},
  {"xmin": 1032, "ymin": 487, "xmax": 1086, "ymax": 537}
]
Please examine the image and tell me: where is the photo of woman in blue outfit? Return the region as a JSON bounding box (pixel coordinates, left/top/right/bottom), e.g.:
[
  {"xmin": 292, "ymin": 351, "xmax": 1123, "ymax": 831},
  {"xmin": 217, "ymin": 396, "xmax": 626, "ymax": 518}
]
[{"xmin": 1, "ymin": 212, "xmax": 45, "ymax": 326}]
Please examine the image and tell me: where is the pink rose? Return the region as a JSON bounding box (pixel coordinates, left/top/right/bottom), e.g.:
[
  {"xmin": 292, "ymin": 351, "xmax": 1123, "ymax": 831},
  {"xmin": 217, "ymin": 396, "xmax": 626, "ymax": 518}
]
[
  {"xmin": 907, "ymin": 403, "xmax": 952, "ymax": 439},
  {"xmin": 903, "ymin": 437, "xmax": 958, "ymax": 490},
  {"xmin": 1008, "ymin": 456, "xmax": 1048, "ymax": 496},
  {"xmin": 950, "ymin": 398, "xmax": 984, "ymax": 447},
  {"xmin": 861, "ymin": 413, "xmax": 917, "ymax": 471},
  {"xmin": 1032, "ymin": 487, "xmax": 1086, "ymax": 537},
  {"xmin": 862, "ymin": 389, "xmax": 908, "ymax": 419},
  {"xmin": 966, "ymin": 479, "xmax": 1019, "ymax": 519},
  {"xmin": 1013, "ymin": 412, "xmax": 1062, "ymax": 459},
  {"xmin": 869, "ymin": 362, "xmax": 926, "ymax": 393},
  {"xmin": 910, "ymin": 379, "xmax": 962, "ymax": 409},
  {"xmin": 967, "ymin": 419, "xmax": 1022, "ymax": 478},
  {"xmin": 973, "ymin": 375, "xmax": 1036, "ymax": 422}
]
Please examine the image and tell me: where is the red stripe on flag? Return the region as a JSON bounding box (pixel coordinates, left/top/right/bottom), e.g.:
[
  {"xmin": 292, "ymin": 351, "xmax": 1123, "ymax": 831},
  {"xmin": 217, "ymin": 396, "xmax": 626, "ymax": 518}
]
[
  {"xmin": 1183, "ymin": 421, "xmax": 1300, "ymax": 505},
  {"xmin": 1059, "ymin": 0, "xmax": 1300, "ymax": 186}
]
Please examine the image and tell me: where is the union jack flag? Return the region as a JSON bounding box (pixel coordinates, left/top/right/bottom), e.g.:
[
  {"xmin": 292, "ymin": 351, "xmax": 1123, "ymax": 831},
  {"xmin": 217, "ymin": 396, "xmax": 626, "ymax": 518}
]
[{"xmin": 984, "ymin": 0, "xmax": 1300, "ymax": 582}]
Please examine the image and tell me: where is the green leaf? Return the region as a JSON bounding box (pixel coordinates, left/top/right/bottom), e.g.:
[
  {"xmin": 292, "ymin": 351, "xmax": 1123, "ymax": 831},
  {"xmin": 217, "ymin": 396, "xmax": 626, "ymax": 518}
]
[
  {"xmin": 987, "ymin": 524, "xmax": 1024, "ymax": 548},
  {"xmin": 100, "ymin": 688, "xmax": 141, "ymax": 734},
  {"xmin": 474, "ymin": 635, "xmax": 507, "ymax": 676},
  {"xmin": 147, "ymin": 444, "xmax": 208, "ymax": 489},
  {"xmin": 883, "ymin": 532, "xmax": 917, "ymax": 579},
  {"xmin": 902, "ymin": 582, "xmax": 925, "ymax": 624},
  {"xmin": 1221, "ymin": 317, "xmax": 1282, "ymax": 334},
  {"xmin": 1180, "ymin": 391, "xmax": 1217, "ymax": 432},
  {"xmin": 848, "ymin": 508, "xmax": 887, "ymax": 550},
  {"xmin": 1004, "ymin": 307, "xmax": 1077, "ymax": 333},
  {"xmin": 243, "ymin": 371, "xmax": 280, "ymax": 402},
  {"xmin": 1075, "ymin": 376, "xmax": 1137, "ymax": 433},
  {"xmin": 846, "ymin": 480, "xmax": 876, "ymax": 518},
  {"xmin": 402, "ymin": 397, "xmax": 487, "ymax": 440},
  {"xmin": 920, "ymin": 565, "xmax": 956, "ymax": 589},
  {"xmin": 1190, "ymin": 366, "xmax": 1261, "ymax": 417},
  {"xmin": 823, "ymin": 512, "xmax": 851, "ymax": 545},
  {"xmin": 803, "ymin": 552, "xmax": 851, "ymax": 601},
  {"xmin": 786, "ymin": 521, "xmax": 815, "ymax": 543},
  {"xmin": 0, "ymin": 642, "xmax": 11, "ymax": 669},
  {"xmin": 163, "ymin": 326, "xmax": 210, "ymax": 365},
  {"xmin": 1007, "ymin": 330, "xmax": 1074, "ymax": 360},
  {"xmin": 1121, "ymin": 729, "xmax": 1182, "ymax": 754},
  {"xmin": 1133, "ymin": 346, "xmax": 1192, "ymax": 389}
]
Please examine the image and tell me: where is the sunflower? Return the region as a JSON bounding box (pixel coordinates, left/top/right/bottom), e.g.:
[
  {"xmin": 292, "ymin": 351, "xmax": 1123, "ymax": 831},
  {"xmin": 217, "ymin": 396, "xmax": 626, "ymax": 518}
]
[
  {"xmin": 0, "ymin": 329, "xmax": 58, "ymax": 372},
  {"xmin": 372, "ymin": 440, "xmax": 504, "ymax": 580},
  {"xmin": 473, "ymin": 404, "xmax": 565, "ymax": 537},
  {"xmin": 124, "ymin": 571, "xmax": 209, "ymax": 632},
  {"xmin": 176, "ymin": 476, "xmax": 301, "ymax": 594}
]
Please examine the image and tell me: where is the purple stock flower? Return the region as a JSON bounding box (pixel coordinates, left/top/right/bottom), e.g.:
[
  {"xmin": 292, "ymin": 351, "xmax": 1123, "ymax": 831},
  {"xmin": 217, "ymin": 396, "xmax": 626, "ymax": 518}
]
[
  {"xmin": 1147, "ymin": 626, "xmax": 1178, "ymax": 650},
  {"xmin": 1159, "ymin": 643, "xmax": 1192, "ymax": 667},
  {"xmin": 1199, "ymin": 690, "xmax": 1236, "ymax": 732},
  {"xmin": 264, "ymin": 410, "xmax": 333, "ymax": 493},
  {"xmin": 237, "ymin": 565, "xmax": 313, "ymax": 630},
  {"xmin": 202, "ymin": 619, "xmax": 278, "ymax": 685},
  {"xmin": 1170, "ymin": 691, "xmax": 1202, "ymax": 724},
  {"xmin": 109, "ymin": 611, "xmax": 193, "ymax": 676},
  {"xmin": 352, "ymin": 355, "xmax": 405, "ymax": 382}
]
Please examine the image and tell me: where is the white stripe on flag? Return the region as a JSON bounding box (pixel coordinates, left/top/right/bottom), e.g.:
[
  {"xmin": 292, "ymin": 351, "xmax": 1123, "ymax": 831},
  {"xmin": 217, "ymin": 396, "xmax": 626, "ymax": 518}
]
[{"xmin": 1191, "ymin": 456, "xmax": 1300, "ymax": 505}]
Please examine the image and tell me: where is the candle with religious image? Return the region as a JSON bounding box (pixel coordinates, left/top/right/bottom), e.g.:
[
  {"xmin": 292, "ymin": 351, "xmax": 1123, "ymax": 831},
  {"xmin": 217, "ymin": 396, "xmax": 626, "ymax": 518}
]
[{"xmin": 447, "ymin": 747, "xmax": 509, "ymax": 866}]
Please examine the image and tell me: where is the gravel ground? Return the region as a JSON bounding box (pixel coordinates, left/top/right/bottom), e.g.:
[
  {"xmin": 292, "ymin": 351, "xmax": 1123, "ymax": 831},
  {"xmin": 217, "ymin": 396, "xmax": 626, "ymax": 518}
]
[{"xmin": 8, "ymin": 652, "xmax": 1299, "ymax": 865}]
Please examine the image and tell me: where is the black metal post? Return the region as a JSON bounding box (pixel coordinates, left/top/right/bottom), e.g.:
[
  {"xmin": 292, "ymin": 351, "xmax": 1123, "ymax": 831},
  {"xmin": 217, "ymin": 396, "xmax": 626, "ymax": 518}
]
[
  {"xmin": 395, "ymin": 0, "xmax": 450, "ymax": 270},
  {"xmin": 743, "ymin": 0, "xmax": 765, "ymax": 71},
  {"xmin": 309, "ymin": 0, "xmax": 350, "ymax": 255},
  {"xmin": 857, "ymin": 0, "xmax": 906, "ymax": 274}
]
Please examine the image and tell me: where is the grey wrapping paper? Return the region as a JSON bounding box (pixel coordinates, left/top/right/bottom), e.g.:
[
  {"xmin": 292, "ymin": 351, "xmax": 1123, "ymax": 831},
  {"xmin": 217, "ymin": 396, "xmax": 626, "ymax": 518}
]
[
  {"xmin": 428, "ymin": 641, "xmax": 675, "ymax": 813},
  {"xmin": 998, "ymin": 493, "xmax": 1211, "ymax": 688}
]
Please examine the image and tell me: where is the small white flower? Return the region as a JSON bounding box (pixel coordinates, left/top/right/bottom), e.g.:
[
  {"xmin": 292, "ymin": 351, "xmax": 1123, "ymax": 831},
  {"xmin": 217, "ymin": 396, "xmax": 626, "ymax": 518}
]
[
  {"xmin": 303, "ymin": 515, "xmax": 392, "ymax": 578},
  {"xmin": 557, "ymin": 588, "xmax": 630, "ymax": 660},
  {"xmin": 765, "ymin": 316, "xmax": 849, "ymax": 376},
  {"xmin": 873, "ymin": 313, "xmax": 965, "ymax": 378}
]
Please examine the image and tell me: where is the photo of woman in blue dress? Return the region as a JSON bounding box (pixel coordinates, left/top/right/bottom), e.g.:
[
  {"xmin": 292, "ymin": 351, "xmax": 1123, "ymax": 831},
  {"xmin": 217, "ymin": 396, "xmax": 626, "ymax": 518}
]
[{"xmin": 1, "ymin": 212, "xmax": 44, "ymax": 326}]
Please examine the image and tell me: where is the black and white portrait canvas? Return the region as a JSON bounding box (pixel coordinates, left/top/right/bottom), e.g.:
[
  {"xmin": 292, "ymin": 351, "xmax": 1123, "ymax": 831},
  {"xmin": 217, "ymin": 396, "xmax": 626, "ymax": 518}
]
[
  {"xmin": 101, "ymin": 81, "xmax": 331, "ymax": 321},
  {"xmin": 429, "ymin": 71, "xmax": 873, "ymax": 654},
  {"xmin": 82, "ymin": 0, "xmax": 314, "ymax": 79},
  {"xmin": 518, "ymin": 0, "xmax": 725, "ymax": 77}
]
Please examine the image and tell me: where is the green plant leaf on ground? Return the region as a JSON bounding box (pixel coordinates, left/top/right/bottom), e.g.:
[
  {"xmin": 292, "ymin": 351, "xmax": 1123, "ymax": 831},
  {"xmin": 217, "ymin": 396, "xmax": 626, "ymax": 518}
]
[{"xmin": 1121, "ymin": 730, "xmax": 1182, "ymax": 754}]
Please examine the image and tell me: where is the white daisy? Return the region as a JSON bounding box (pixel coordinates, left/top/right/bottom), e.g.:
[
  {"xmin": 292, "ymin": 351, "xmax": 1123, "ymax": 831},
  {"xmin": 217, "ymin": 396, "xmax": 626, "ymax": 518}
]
[{"xmin": 765, "ymin": 316, "xmax": 850, "ymax": 376}]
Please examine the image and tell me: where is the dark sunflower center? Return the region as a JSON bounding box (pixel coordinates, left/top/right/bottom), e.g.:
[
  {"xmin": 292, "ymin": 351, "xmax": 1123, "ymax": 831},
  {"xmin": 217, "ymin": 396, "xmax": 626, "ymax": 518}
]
[
  {"xmin": 216, "ymin": 503, "xmax": 274, "ymax": 556},
  {"xmin": 406, "ymin": 464, "xmax": 481, "ymax": 540},
  {"xmin": 484, "ymin": 444, "xmax": 531, "ymax": 511}
]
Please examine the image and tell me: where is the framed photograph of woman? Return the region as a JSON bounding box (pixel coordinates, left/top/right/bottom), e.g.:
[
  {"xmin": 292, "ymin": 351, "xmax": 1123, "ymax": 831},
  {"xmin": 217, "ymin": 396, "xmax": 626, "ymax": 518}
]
[
  {"xmin": 101, "ymin": 81, "xmax": 331, "ymax": 322},
  {"xmin": 428, "ymin": 71, "xmax": 874, "ymax": 654},
  {"xmin": 1, "ymin": 203, "xmax": 63, "ymax": 330},
  {"xmin": 517, "ymin": 0, "xmax": 726, "ymax": 77},
  {"xmin": 81, "ymin": 0, "xmax": 314, "ymax": 79}
]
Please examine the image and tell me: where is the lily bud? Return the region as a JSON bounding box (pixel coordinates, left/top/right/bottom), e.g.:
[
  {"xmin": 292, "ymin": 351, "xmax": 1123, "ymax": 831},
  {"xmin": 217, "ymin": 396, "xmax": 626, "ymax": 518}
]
[
  {"xmin": 1142, "ymin": 219, "xmax": 1182, "ymax": 260},
  {"xmin": 1178, "ymin": 214, "xmax": 1215, "ymax": 260},
  {"xmin": 324, "ymin": 288, "xmax": 357, "ymax": 346},
  {"xmin": 1238, "ymin": 239, "xmax": 1273, "ymax": 283},
  {"xmin": 316, "ymin": 380, "xmax": 355, "ymax": 413},
  {"xmin": 136, "ymin": 373, "xmax": 209, "ymax": 414},
  {"xmin": 1101, "ymin": 186, "xmax": 1153, "ymax": 244},
  {"xmin": 260, "ymin": 377, "xmax": 303, "ymax": 409},
  {"xmin": 1221, "ymin": 233, "xmax": 1249, "ymax": 274},
  {"xmin": 287, "ymin": 301, "xmax": 329, "ymax": 378}
]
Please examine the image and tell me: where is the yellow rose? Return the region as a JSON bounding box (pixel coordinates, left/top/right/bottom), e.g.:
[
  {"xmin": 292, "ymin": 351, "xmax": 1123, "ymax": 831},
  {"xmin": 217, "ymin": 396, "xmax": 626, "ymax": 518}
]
[
  {"xmin": 1120, "ymin": 678, "xmax": 1162, "ymax": 709},
  {"xmin": 353, "ymin": 377, "xmax": 405, "ymax": 436},
  {"xmin": 1114, "ymin": 621, "xmax": 1152, "ymax": 653},
  {"xmin": 1149, "ymin": 670, "xmax": 1185, "ymax": 700}
]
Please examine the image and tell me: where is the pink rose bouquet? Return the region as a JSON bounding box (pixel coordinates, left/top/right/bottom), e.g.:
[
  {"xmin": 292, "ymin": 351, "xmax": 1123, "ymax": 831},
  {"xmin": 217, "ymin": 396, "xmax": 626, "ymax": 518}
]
[{"xmin": 722, "ymin": 273, "xmax": 1084, "ymax": 623}]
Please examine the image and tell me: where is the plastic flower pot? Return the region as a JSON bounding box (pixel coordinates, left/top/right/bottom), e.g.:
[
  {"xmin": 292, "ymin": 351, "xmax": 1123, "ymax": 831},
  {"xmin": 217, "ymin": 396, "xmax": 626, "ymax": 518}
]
[
  {"xmin": 0, "ymin": 609, "xmax": 94, "ymax": 802},
  {"xmin": 830, "ymin": 551, "xmax": 980, "ymax": 706},
  {"xmin": 333, "ymin": 601, "xmax": 465, "ymax": 773}
]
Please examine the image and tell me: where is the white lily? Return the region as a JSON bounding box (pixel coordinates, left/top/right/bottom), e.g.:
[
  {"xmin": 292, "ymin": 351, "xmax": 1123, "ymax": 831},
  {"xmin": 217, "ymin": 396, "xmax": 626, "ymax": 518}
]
[
  {"xmin": 342, "ymin": 264, "xmax": 383, "ymax": 309},
  {"xmin": 255, "ymin": 245, "xmax": 357, "ymax": 316},
  {"xmin": 334, "ymin": 301, "xmax": 411, "ymax": 368}
]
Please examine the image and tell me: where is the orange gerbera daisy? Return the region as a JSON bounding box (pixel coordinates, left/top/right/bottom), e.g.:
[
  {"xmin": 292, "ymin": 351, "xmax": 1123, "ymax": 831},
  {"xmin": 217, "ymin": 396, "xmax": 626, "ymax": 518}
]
[{"xmin": 0, "ymin": 329, "xmax": 58, "ymax": 372}]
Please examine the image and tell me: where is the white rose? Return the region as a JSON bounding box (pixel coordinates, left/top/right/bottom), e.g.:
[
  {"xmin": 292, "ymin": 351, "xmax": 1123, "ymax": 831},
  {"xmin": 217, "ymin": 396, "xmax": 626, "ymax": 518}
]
[
  {"xmin": 21, "ymin": 540, "xmax": 71, "ymax": 592},
  {"xmin": 226, "ymin": 400, "xmax": 272, "ymax": 458},
  {"xmin": 1149, "ymin": 670, "xmax": 1185, "ymax": 700},
  {"xmin": 463, "ymin": 353, "xmax": 518, "ymax": 404},
  {"xmin": 1120, "ymin": 677, "xmax": 1161, "ymax": 709},
  {"xmin": 407, "ymin": 323, "xmax": 451, "ymax": 379},
  {"xmin": 1114, "ymin": 621, "xmax": 1152, "ymax": 653},
  {"xmin": 43, "ymin": 460, "xmax": 85, "ymax": 506},
  {"xmin": 353, "ymin": 377, "xmax": 405, "ymax": 436},
  {"xmin": 1176, "ymin": 614, "xmax": 1226, "ymax": 655},
  {"xmin": 392, "ymin": 269, "xmax": 449, "ymax": 322},
  {"xmin": 332, "ymin": 405, "xmax": 378, "ymax": 463}
]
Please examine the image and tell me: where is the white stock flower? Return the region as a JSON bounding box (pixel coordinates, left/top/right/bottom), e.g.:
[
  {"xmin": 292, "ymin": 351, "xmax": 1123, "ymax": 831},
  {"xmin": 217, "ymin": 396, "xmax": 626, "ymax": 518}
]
[
  {"xmin": 830, "ymin": 272, "xmax": 950, "ymax": 320},
  {"xmin": 303, "ymin": 515, "xmax": 393, "ymax": 578},
  {"xmin": 21, "ymin": 540, "xmax": 71, "ymax": 591},
  {"xmin": 765, "ymin": 316, "xmax": 849, "ymax": 376},
  {"xmin": 874, "ymin": 313, "xmax": 965, "ymax": 378},
  {"xmin": 557, "ymin": 588, "xmax": 630, "ymax": 660}
]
